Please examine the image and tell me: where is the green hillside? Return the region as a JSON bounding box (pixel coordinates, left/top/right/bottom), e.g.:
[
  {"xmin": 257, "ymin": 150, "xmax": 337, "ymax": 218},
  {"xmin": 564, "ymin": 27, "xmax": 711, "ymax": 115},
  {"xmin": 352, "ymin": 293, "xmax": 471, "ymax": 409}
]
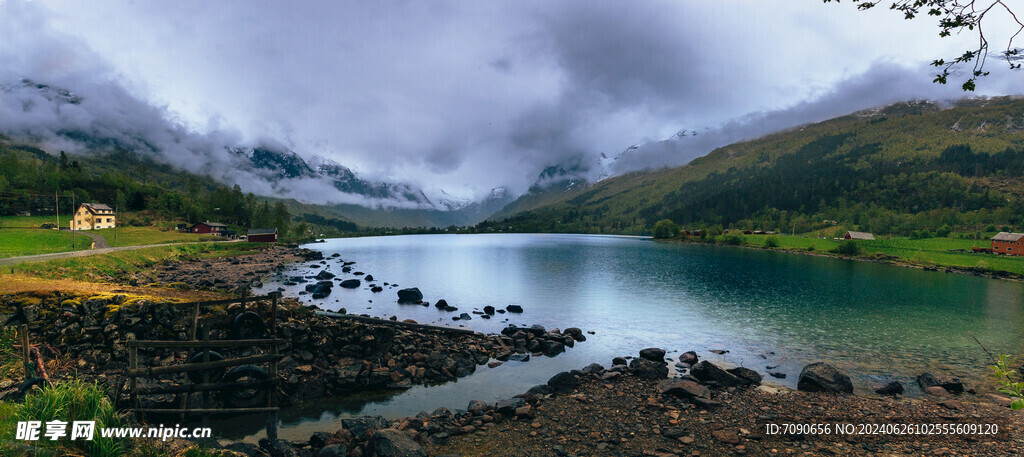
[{"xmin": 480, "ymin": 98, "xmax": 1024, "ymax": 235}]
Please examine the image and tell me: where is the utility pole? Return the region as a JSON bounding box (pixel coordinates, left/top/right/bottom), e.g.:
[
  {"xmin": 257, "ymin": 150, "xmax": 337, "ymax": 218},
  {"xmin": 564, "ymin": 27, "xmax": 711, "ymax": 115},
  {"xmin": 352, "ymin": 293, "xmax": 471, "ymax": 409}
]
[
  {"xmin": 55, "ymin": 191, "xmax": 59, "ymax": 229},
  {"xmin": 71, "ymin": 194, "xmax": 75, "ymax": 250},
  {"xmin": 114, "ymin": 204, "xmax": 118, "ymax": 243}
]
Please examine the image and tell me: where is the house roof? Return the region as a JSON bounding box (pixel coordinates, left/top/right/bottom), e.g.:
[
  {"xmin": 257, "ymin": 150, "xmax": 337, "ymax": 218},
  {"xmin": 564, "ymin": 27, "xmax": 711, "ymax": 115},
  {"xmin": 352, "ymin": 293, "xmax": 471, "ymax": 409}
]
[
  {"xmin": 196, "ymin": 221, "xmax": 228, "ymax": 228},
  {"xmin": 81, "ymin": 202, "xmax": 113, "ymax": 212},
  {"xmin": 248, "ymin": 228, "xmax": 278, "ymax": 235},
  {"xmin": 845, "ymin": 231, "xmax": 875, "ymax": 240},
  {"xmin": 992, "ymin": 232, "xmax": 1024, "ymax": 242}
]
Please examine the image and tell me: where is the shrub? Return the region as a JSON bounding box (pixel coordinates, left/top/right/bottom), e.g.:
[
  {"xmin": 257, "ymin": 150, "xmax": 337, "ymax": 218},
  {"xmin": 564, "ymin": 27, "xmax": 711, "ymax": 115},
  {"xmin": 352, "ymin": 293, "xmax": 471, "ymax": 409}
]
[
  {"xmin": 763, "ymin": 237, "xmax": 779, "ymax": 248},
  {"xmin": 830, "ymin": 240, "xmax": 861, "ymax": 256},
  {"xmin": 721, "ymin": 235, "xmax": 743, "ymax": 245},
  {"xmin": 936, "ymin": 225, "xmax": 952, "ymax": 237},
  {"xmin": 652, "ymin": 219, "xmax": 679, "ymax": 239},
  {"xmin": 991, "ymin": 355, "xmax": 1024, "ymax": 411},
  {"xmin": 1, "ymin": 379, "xmax": 126, "ymax": 456}
]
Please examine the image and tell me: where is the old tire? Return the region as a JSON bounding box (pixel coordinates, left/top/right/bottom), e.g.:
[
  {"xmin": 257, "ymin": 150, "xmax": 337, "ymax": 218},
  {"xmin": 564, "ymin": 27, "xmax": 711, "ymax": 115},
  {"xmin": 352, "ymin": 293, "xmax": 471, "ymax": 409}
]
[
  {"xmin": 220, "ymin": 365, "xmax": 270, "ymax": 408},
  {"xmin": 188, "ymin": 350, "xmax": 225, "ymax": 384},
  {"xmin": 230, "ymin": 311, "xmax": 268, "ymax": 340}
]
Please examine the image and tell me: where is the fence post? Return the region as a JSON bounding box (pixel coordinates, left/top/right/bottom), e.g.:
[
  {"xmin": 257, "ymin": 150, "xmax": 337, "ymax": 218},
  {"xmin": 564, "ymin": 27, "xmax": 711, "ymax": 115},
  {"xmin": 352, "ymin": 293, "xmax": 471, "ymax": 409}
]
[
  {"xmin": 270, "ymin": 293, "xmax": 278, "ymax": 338},
  {"xmin": 128, "ymin": 334, "xmax": 138, "ymax": 411},
  {"xmin": 267, "ymin": 341, "xmax": 279, "ymax": 441},
  {"xmin": 20, "ymin": 324, "xmax": 32, "ymax": 378},
  {"xmin": 201, "ymin": 326, "xmax": 210, "ymax": 431}
]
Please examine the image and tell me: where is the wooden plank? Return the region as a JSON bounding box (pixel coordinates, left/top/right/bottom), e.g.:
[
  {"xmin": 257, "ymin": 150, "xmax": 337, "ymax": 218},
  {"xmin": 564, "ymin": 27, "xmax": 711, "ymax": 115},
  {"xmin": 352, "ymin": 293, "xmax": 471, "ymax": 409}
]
[
  {"xmin": 129, "ymin": 407, "xmax": 279, "ymax": 415},
  {"xmin": 133, "ymin": 379, "xmax": 275, "ymax": 395},
  {"xmin": 314, "ymin": 311, "xmax": 481, "ymax": 335},
  {"xmin": 125, "ymin": 354, "xmax": 282, "ymax": 377},
  {"xmin": 169, "ymin": 295, "xmax": 274, "ymax": 308},
  {"xmin": 128, "ymin": 339, "xmax": 288, "ymax": 348}
]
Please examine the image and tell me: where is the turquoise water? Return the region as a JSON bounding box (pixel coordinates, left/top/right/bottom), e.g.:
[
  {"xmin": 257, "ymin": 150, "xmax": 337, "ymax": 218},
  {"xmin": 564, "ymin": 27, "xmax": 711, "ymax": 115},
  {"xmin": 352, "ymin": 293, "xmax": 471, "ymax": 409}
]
[{"xmin": 237, "ymin": 233, "xmax": 1024, "ymax": 441}]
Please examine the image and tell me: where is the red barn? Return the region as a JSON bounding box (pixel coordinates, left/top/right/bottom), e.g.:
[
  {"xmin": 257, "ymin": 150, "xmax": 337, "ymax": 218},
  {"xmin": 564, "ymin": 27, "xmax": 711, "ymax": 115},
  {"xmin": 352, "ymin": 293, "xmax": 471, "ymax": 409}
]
[
  {"xmin": 191, "ymin": 221, "xmax": 227, "ymax": 235},
  {"xmin": 247, "ymin": 228, "xmax": 278, "ymax": 243},
  {"xmin": 991, "ymin": 232, "xmax": 1024, "ymax": 256}
]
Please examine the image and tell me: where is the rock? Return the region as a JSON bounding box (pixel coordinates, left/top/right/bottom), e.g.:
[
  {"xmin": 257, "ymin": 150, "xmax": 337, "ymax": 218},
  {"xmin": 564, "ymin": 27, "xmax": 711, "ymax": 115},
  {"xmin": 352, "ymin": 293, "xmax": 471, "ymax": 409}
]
[
  {"xmin": 370, "ymin": 286, "xmax": 383, "ymax": 293},
  {"xmin": 315, "ymin": 270, "xmax": 336, "ymax": 280},
  {"xmin": 527, "ymin": 384, "xmax": 554, "ymax": 396},
  {"xmin": 581, "ymin": 363, "xmax": 605, "ymax": 376},
  {"xmin": 562, "ymin": 327, "xmax": 585, "ymax": 342},
  {"xmin": 505, "ymin": 304, "xmax": 524, "ymax": 313},
  {"xmin": 458, "ymin": 313, "xmax": 471, "ymax": 321},
  {"xmin": 678, "ymin": 351, "xmax": 699, "ymax": 365},
  {"xmin": 319, "ymin": 444, "xmax": 348, "ymax": 457},
  {"xmin": 917, "ymin": 372, "xmax": 964, "ymax": 394},
  {"xmin": 434, "ymin": 300, "xmax": 448, "ymax": 309},
  {"xmin": 259, "ymin": 438, "xmax": 301, "ymax": 457},
  {"xmin": 875, "ymin": 381, "xmax": 904, "ymax": 396},
  {"xmin": 926, "ymin": 386, "xmax": 951, "ymax": 396},
  {"xmin": 612, "ymin": 357, "xmax": 627, "ymax": 366},
  {"xmin": 364, "ymin": 275, "xmax": 374, "ymax": 281},
  {"xmin": 397, "ymin": 288, "xmax": 423, "ymax": 303},
  {"xmin": 726, "ymin": 367, "xmax": 762, "ymax": 385},
  {"xmin": 487, "ymin": 361, "xmax": 502, "ymax": 368},
  {"xmin": 431, "ymin": 407, "xmax": 454, "ymax": 418},
  {"xmin": 797, "ymin": 362, "xmax": 853, "ymax": 394},
  {"xmin": 340, "ymin": 279, "xmax": 361, "ymax": 289},
  {"xmin": 541, "ymin": 340, "xmax": 565, "ymax": 357},
  {"xmin": 368, "ymin": 429, "xmax": 427, "ymax": 457},
  {"xmin": 482, "ymin": 305, "xmax": 495, "ymax": 315},
  {"xmin": 658, "ymin": 378, "xmax": 711, "ymax": 400},
  {"xmin": 547, "ymin": 371, "xmax": 579, "ymax": 393},
  {"xmin": 711, "ymin": 429, "xmax": 740, "ymax": 444},
  {"xmin": 639, "ymin": 347, "xmax": 666, "ymax": 362},
  {"xmin": 342, "ymin": 416, "xmax": 391, "ymax": 438},
  {"xmin": 495, "ymin": 397, "xmax": 526, "ymax": 415},
  {"xmin": 767, "ymin": 371, "xmax": 787, "ymax": 379},
  {"xmin": 628, "ymin": 358, "xmax": 668, "ymax": 380},
  {"xmin": 690, "ymin": 361, "xmax": 748, "ymax": 387},
  {"xmin": 467, "ymin": 400, "xmax": 488, "ymax": 415}
]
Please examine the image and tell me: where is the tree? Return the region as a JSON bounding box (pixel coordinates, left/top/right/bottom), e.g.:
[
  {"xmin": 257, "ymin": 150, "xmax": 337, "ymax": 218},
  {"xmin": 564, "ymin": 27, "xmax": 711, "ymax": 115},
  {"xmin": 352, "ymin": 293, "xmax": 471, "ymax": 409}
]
[
  {"xmin": 827, "ymin": 0, "xmax": 1023, "ymax": 91},
  {"xmin": 652, "ymin": 219, "xmax": 679, "ymax": 239}
]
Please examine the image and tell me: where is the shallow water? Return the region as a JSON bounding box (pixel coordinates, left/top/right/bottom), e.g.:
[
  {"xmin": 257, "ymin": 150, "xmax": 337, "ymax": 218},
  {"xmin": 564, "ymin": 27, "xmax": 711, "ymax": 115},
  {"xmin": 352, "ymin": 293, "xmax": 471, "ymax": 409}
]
[{"xmin": 225, "ymin": 233, "xmax": 1024, "ymax": 442}]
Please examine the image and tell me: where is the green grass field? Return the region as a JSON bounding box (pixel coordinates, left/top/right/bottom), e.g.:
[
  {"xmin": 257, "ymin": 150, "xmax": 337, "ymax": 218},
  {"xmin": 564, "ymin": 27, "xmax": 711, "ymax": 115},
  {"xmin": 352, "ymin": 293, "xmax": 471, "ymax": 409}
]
[
  {"xmin": 7, "ymin": 242, "xmax": 264, "ymax": 282},
  {"xmin": 92, "ymin": 226, "xmax": 221, "ymax": 247},
  {"xmin": 699, "ymin": 233, "xmax": 1024, "ymax": 276},
  {"xmin": 0, "ymin": 215, "xmax": 71, "ymax": 229},
  {"xmin": 0, "ymin": 229, "xmax": 92, "ymax": 258}
]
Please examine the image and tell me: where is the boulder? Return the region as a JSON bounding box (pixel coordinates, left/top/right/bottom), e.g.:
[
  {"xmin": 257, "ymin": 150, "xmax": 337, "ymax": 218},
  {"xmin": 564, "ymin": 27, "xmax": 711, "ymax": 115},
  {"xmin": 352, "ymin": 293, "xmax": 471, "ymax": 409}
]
[
  {"xmin": 397, "ymin": 288, "xmax": 423, "ymax": 303},
  {"xmin": 434, "ymin": 300, "xmax": 448, "ymax": 309},
  {"xmin": 875, "ymin": 380, "xmax": 904, "ymax": 396},
  {"xmin": 917, "ymin": 372, "xmax": 964, "ymax": 394},
  {"xmin": 562, "ymin": 327, "xmax": 585, "ymax": 342},
  {"xmin": 678, "ymin": 351, "xmax": 699, "ymax": 365},
  {"xmin": 315, "ymin": 270, "xmax": 336, "ymax": 280},
  {"xmin": 581, "ymin": 363, "xmax": 605, "ymax": 376},
  {"xmin": 506, "ymin": 304, "xmax": 524, "ymax": 313},
  {"xmin": 658, "ymin": 378, "xmax": 711, "ymax": 400},
  {"xmin": 691, "ymin": 361, "xmax": 748, "ymax": 387},
  {"xmin": 612, "ymin": 357, "xmax": 627, "ymax": 366},
  {"xmin": 541, "ymin": 340, "xmax": 565, "ymax": 357},
  {"xmin": 319, "ymin": 444, "xmax": 348, "ymax": 457},
  {"xmin": 368, "ymin": 429, "xmax": 427, "ymax": 457},
  {"xmin": 467, "ymin": 400, "xmax": 488, "ymax": 415},
  {"xmin": 628, "ymin": 358, "xmax": 668, "ymax": 380},
  {"xmin": 797, "ymin": 362, "xmax": 853, "ymax": 394},
  {"xmin": 458, "ymin": 313, "xmax": 472, "ymax": 321},
  {"xmin": 495, "ymin": 397, "xmax": 526, "ymax": 415},
  {"xmin": 483, "ymin": 305, "xmax": 495, "ymax": 315},
  {"xmin": 547, "ymin": 371, "xmax": 579, "ymax": 393},
  {"xmin": 340, "ymin": 279, "xmax": 361, "ymax": 289},
  {"xmin": 341, "ymin": 416, "xmax": 391, "ymax": 439},
  {"xmin": 259, "ymin": 439, "xmax": 301, "ymax": 457},
  {"xmin": 639, "ymin": 347, "xmax": 666, "ymax": 362},
  {"xmin": 726, "ymin": 367, "xmax": 762, "ymax": 385}
]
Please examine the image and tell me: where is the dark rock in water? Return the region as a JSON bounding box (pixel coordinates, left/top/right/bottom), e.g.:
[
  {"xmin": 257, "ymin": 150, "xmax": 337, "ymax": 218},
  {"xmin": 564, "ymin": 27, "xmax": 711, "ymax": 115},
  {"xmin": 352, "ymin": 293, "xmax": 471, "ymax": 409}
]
[
  {"xmin": 508, "ymin": 353, "xmax": 530, "ymax": 362},
  {"xmin": 506, "ymin": 304, "xmax": 524, "ymax": 313},
  {"xmin": 305, "ymin": 280, "xmax": 334, "ymax": 296},
  {"xmin": 397, "ymin": 288, "xmax": 423, "ymax": 303},
  {"xmin": 726, "ymin": 367, "xmax": 762, "ymax": 385},
  {"xmin": 547, "ymin": 371, "xmax": 579, "ymax": 393},
  {"xmin": 709, "ymin": 349, "xmax": 729, "ymax": 355},
  {"xmin": 612, "ymin": 357, "xmax": 627, "ymax": 366},
  {"xmin": 371, "ymin": 286, "xmax": 383, "ymax": 293},
  {"xmin": 629, "ymin": 358, "xmax": 668, "ymax": 380},
  {"xmin": 467, "ymin": 400, "xmax": 488, "ymax": 415},
  {"xmin": 369, "ymin": 428, "xmax": 427, "ymax": 457},
  {"xmin": 527, "ymin": 324, "xmax": 546, "ymax": 336},
  {"xmin": 767, "ymin": 371, "xmax": 787, "ymax": 379},
  {"xmin": 311, "ymin": 292, "xmax": 327, "ymax": 300},
  {"xmin": 364, "ymin": 274, "xmax": 374, "ymax": 281},
  {"xmin": 639, "ymin": 347, "xmax": 666, "ymax": 362},
  {"xmin": 658, "ymin": 378, "xmax": 711, "ymax": 400},
  {"xmin": 342, "ymin": 266, "xmax": 352, "ymax": 273},
  {"xmin": 435, "ymin": 299, "xmax": 448, "ymax": 308},
  {"xmin": 340, "ymin": 279, "xmax": 361, "ymax": 289},
  {"xmin": 483, "ymin": 305, "xmax": 495, "ymax": 315},
  {"xmin": 582, "ymin": 363, "xmax": 605, "ymax": 375},
  {"xmin": 541, "ymin": 340, "xmax": 565, "ymax": 357},
  {"xmin": 691, "ymin": 361, "xmax": 748, "ymax": 387},
  {"xmin": 315, "ymin": 270, "xmax": 336, "ymax": 280},
  {"xmin": 562, "ymin": 327, "xmax": 585, "ymax": 342},
  {"xmin": 917, "ymin": 372, "xmax": 964, "ymax": 394},
  {"xmin": 442, "ymin": 306, "xmax": 458, "ymax": 312},
  {"xmin": 797, "ymin": 362, "xmax": 853, "ymax": 393},
  {"xmin": 458, "ymin": 313, "xmax": 472, "ymax": 321},
  {"xmin": 679, "ymin": 351, "xmax": 699, "ymax": 365},
  {"xmin": 875, "ymin": 380, "xmax": 904, "ymax": 396}
]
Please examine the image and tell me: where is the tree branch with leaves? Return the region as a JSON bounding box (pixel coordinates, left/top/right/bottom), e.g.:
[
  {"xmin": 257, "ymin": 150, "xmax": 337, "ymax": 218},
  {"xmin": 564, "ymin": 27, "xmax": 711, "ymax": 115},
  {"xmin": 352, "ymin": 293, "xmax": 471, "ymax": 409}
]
[{"xmin": 826, "ymin": 0, "xmax": 1023, "ymax": 90}]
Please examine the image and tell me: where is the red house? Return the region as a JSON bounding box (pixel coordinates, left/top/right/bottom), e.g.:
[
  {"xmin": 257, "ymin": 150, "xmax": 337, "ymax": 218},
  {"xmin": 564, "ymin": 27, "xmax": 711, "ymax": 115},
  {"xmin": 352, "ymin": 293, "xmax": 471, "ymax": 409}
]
[
  {"xmin": 191, "ymin": 221, "xmax": 228, "ymax": 235},
  {"xmin": 247, "ymin": 228, "xmax": 278, "ymax": 243},
  {"xmin": 991, "ymin": 232, "xmax": 1024, "ymax": 256}
]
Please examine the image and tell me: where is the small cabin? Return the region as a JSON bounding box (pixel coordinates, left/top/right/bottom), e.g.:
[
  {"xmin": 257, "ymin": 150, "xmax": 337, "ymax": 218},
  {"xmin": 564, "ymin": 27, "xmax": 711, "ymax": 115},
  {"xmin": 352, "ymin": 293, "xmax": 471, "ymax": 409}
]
[
  {"xmin": 247, "ymin": 228, "xmax": 278, "ymax": 243},
  {"xmin": 843, "ymin": 231, "xmax": 875, "ymax": 240},
  {"xmin": 191, "ymin": 221, "xmax": 228, "ymax": 235},
  {"xmin": 991, "ymin": 232, "xmax": 1024, "ymax": 256},
  {"xmin": 70, "ymin": 203, "xmax": 115, "ymax": 231}
]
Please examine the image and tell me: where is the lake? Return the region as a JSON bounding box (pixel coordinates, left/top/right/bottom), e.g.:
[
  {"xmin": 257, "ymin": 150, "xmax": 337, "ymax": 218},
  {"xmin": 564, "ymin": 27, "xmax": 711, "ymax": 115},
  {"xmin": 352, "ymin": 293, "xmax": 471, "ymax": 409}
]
[{"xmin": 236, "ymin": 233, "xmax": 1024, "ymax": 442}]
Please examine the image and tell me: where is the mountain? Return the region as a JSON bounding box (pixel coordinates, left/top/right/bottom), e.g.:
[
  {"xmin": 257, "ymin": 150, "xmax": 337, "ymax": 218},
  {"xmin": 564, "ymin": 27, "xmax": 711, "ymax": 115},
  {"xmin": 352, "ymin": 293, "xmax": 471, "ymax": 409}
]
[{"xmin": 480, "ymin": 98, "xmax": 1024, "ymax": 235}]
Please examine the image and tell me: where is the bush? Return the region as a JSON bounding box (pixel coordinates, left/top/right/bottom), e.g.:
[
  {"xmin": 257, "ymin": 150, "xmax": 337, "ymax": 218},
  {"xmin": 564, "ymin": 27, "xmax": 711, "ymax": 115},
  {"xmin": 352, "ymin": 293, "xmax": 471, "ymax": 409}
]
[
  {"xmin": 936, "ymin": 225, "xmax": 952, "ymax": 237},
  {"xmin": 1, "ymin": 379, "xmax": 126, "ymax": 456},
  {"xmin": 763, "ymin": 237, "xmax": 779, "ymax": 248},
  {"xmin": 830, "ymin": 240, "xmax": 861, "ymax": 256},
  {"xmin": 652, "ymin": 219, "xmax": 679, "ymax": 239},
  {"xmin": 806, "ymin": 246, "xmax": 816, "ymax": 251},
  {"xmin": 721, "ymin": 235, "xmax": 743, "ymax": 245},
  {"xmin": 985, "ymin": 224, "xmax": 997, "ymax": 232}
]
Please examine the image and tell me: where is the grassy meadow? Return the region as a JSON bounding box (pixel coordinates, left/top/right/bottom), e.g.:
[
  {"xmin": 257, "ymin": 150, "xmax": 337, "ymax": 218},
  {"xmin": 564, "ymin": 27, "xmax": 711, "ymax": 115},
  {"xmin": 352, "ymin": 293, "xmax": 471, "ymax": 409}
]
[
  {"xmin": 92, "ymin": 226, "xmax": 221, "ymax": 247},
  {"xmin": 0, "ymin": 229, "xmax": 92, "ymax": 258}
]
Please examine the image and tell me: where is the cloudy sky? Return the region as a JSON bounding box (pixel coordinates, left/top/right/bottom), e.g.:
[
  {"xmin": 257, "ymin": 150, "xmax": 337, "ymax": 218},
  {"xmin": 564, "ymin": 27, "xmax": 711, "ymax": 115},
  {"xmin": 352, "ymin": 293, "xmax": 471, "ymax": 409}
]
[{"xmin": 1, "ymin": 0, "xmax": 1022, "ymax": 204}]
